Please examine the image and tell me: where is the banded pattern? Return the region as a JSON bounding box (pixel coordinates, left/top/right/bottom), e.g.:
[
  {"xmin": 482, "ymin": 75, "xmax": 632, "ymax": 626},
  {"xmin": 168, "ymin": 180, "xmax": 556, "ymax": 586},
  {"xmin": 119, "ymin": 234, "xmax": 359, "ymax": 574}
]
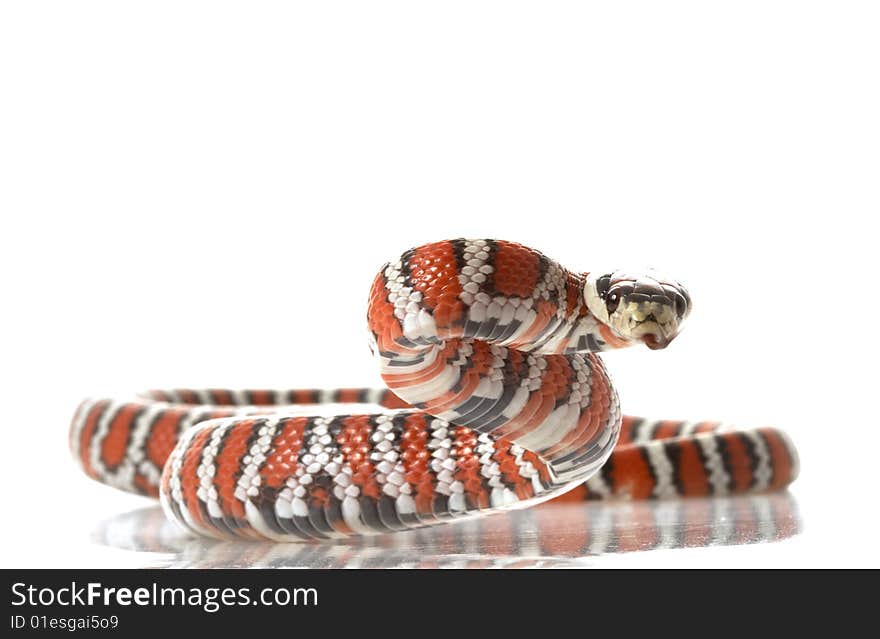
[
  {"xmin": 560, "ymin": 417, "xmax": 798, "ymax": 501},
  {"xmin": 68, "ymin": 388, "xmax": 409, "ymax": 499},
  {"xmin": 70, "ymin": 239, "xmax": 799, "ymax": 541}
]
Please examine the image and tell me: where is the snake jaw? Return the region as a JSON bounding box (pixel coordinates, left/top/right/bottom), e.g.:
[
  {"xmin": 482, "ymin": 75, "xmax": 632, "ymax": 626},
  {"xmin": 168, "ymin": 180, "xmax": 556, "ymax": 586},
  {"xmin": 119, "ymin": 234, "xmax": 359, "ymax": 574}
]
[
  {"xmin": 621, "ymin": 299, "xmax": 683, "ymax": 349},
  {"xmin": 642, "ymin": 332, "xmax": 667, "ymax": 350},
  {"xmin": 633, "ymin": 320, "xmax": 676, "ymax": 350}
]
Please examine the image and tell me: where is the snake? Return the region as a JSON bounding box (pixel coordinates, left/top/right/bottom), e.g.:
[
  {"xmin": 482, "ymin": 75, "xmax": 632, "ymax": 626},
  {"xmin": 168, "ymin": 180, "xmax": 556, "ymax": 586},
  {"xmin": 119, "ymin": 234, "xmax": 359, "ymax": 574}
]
[{"xmin": 70, "ymin": 239, "xmax": 799, "ymax": 541}]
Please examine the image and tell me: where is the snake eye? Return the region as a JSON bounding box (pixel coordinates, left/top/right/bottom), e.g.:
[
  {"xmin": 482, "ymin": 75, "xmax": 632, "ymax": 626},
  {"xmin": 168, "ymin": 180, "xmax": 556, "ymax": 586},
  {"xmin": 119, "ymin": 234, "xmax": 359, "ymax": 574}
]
[
  {"xmin": 596, "ymin": 275, "xmax": 611, "ymax": 300},
  {"xmin": 606, "ymin": 292, "xmax": 620, "ymax": 314}
]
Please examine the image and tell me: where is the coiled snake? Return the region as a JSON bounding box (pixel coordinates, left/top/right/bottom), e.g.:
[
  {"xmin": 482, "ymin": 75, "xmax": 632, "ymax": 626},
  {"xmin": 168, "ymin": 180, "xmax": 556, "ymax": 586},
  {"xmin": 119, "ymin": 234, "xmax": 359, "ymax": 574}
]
[{"xmin": 70, "ymin": 239, "xmax": 799, "ymax": 541}]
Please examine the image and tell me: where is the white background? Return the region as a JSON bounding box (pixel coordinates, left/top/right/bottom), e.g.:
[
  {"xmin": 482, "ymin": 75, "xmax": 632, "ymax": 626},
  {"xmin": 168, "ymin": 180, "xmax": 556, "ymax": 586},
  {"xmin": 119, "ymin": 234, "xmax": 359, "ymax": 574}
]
[{"xmin": 0, "ymin": 2, "xmax": 877, "ymax": 567}]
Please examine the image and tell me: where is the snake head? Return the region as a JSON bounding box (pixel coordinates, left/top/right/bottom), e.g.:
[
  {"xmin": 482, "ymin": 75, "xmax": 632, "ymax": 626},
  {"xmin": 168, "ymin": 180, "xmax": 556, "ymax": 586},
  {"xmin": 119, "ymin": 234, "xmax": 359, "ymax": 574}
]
[{"xmin": 584, "ymin": 269, "xmax": 691, "ymax": 350}]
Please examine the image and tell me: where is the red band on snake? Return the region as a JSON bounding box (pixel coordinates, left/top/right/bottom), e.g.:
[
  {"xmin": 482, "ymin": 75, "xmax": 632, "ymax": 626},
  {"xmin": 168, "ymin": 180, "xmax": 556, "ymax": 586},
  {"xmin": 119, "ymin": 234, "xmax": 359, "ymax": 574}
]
[{"xmin": 70, "ymin": 239, "xmax": 799, "ymax": 541}]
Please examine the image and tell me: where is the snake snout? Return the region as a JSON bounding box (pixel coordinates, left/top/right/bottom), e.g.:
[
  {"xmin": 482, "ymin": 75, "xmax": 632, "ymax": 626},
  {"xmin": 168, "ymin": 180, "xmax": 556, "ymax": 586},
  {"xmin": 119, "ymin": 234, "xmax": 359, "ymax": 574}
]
[{"xmin": 631, "ymin": 316, "xmax": 679, "ymax": 350}]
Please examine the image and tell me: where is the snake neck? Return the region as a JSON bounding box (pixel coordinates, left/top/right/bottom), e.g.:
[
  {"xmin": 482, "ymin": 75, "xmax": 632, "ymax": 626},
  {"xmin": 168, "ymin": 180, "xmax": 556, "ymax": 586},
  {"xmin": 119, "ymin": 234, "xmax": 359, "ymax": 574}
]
[{"xmin": 369, "ymin": 243, "xmax": 628, "ymax": 359}]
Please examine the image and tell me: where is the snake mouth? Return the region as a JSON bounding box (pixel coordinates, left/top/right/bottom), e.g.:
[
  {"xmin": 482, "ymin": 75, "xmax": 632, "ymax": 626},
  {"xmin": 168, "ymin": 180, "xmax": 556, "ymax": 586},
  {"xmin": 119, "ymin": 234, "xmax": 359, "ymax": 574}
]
[
  {"xmin": 631, "ymin": 320, "xmax": 677, "ymax": 350},
  {"xmin": 615, "ymin": 302, "xmax": 681, "ymax": 350},
  {"xmin": 642, "ymin": 331, "xmax": 672, "ymax": 350}
]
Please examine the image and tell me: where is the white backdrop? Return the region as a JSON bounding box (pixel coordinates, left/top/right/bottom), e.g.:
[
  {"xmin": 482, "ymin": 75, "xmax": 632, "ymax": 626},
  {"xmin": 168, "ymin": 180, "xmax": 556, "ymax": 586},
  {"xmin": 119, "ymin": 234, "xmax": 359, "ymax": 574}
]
[{"xmin": 1, "ymin": 1, "xmax": 877, "ymax": 567}]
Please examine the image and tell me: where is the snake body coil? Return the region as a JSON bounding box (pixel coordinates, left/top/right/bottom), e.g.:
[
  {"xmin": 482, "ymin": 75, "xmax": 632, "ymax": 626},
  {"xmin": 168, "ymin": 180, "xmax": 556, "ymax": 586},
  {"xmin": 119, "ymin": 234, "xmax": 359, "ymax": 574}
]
[{"xmin": 70, "ymin": 239, "xmax": 798, "ymax": 541}]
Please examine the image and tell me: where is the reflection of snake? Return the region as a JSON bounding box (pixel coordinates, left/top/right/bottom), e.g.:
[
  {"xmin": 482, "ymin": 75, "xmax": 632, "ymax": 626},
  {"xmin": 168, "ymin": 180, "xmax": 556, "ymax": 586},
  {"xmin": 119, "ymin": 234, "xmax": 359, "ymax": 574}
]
[
  {"xmin": 93, "ymin": 494, "xmax": 800, "ymax": 568},
  {"xmin": 71, "ymin": 239, "xmax": 799, "ymax": 541}
]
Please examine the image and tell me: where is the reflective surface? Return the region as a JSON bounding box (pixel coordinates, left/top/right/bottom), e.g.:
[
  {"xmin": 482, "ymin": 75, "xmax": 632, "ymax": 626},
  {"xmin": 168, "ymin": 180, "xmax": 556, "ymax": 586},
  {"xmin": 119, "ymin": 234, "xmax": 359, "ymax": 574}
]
[{"xmin": 92, "ymin": 493, "xmax": 800, "ymax": 568}]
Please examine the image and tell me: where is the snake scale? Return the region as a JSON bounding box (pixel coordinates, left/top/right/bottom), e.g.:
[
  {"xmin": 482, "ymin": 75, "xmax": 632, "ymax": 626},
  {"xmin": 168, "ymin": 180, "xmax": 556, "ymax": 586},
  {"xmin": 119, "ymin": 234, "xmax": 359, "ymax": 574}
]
[{"xmin": 70, "ymin": 239, "xmax": 798, "ymax": 541}]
